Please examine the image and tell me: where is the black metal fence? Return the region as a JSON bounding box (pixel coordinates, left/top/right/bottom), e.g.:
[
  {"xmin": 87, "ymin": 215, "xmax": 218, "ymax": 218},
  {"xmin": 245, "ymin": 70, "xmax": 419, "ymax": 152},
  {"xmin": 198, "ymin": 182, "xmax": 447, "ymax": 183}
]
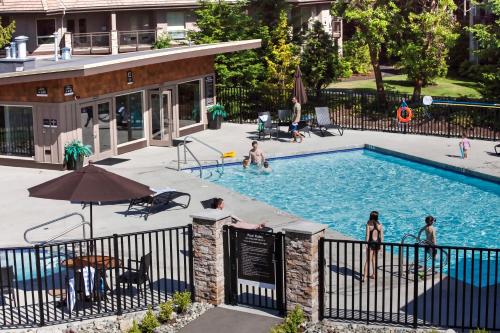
[
  {"xmin": 319, "ymin": 238, "xmax": 499, "ymax": 330},
  {"xmin": 0, "ymin": 225, "xmax": 193, "ymax": 329},
  {"xmin": 217, "ymin": 87, "xmax": 500, "ymax": 140},
  {"xmin": 0, "ymin": 106, "xmax": 35, "ymax": 157}
]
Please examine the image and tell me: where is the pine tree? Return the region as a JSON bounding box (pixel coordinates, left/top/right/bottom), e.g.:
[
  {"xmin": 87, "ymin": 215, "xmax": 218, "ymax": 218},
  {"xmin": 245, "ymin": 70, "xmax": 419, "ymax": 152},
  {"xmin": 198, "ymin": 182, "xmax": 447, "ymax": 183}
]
[{"xmin": 0, "ymin": 18, "xmax": 16, "ymax": 48}]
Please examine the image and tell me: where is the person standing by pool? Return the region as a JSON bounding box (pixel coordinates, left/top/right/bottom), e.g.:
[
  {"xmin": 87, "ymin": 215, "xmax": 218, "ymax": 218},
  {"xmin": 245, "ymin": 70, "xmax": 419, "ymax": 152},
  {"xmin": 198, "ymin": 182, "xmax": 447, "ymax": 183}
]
[
  {"xmin": 249, "ymin": 141, "xmax": 265, "ymax": 165},
  {"xmin": 290, "ymin": 96, "xmax": 303, "ymax": 143},
  {"xmin": 459, "ymin": 132, "xmax": 471, "ymax": 159},
  {"xmin": 419, "ymin": 215, "xmax": 437, "ymax": 259},
  {"xmin": 363, "ymin": 211, "xmax": 383, "ymax": 282},
  {"xmin": 211, "ymin": 198, "xmax": 265, "ymax": 230}
]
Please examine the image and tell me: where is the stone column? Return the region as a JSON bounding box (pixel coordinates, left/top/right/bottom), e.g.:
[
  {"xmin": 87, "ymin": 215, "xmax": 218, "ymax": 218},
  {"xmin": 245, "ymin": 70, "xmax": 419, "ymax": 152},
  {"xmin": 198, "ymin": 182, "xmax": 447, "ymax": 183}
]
[
  {"xmin": 283, "ymin": 221, "xmax": 326, "ymax": 322},
  {"xmin": 110, "ymin": 12, "xmax": 118, "ymax": 55},
  {"xmin": 190, "ymin": 210, "xmax": 232, "ymax": 305}
]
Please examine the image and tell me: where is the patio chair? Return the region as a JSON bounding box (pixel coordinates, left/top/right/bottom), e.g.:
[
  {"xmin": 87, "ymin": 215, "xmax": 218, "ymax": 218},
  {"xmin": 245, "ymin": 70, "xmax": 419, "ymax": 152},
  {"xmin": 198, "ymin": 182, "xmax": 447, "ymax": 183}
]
[
  {"xmin": 495, "ymin": 144, "xmax": 500, "ymax": 155},
  {"xmin": 117, "ymin": 252, "xmax": 153, "ymax": 297},
  {"xmin": 314, "ymin": 107, "xmax": 344, "ymax": 137},
  {"xmin": 257, "ymin": 112, "xmax": 279, "ymax": 140},
  {"xmin": 126, "ymin": 187, "xmax": 191, "ymax": 220},
  {"xmin": 0, "ymin": 266, "xmax": 18, "ymax": 306},
  {"xmin": 278, "ymin": 109, "xmax": 311, "ymax": 138}
]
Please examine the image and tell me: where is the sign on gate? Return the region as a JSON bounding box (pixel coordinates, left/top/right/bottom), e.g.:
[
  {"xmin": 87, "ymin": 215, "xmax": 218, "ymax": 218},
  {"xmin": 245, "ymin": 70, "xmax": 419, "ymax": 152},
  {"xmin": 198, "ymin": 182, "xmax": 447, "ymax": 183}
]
[{"xmin": 237, "ymin": 231, "xmax": 275, "ymax": 289}]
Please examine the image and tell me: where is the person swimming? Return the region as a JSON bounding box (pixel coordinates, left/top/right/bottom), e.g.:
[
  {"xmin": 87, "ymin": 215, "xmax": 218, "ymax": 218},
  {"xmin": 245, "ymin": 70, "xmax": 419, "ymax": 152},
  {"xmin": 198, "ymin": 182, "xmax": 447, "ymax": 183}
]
[{"xmin": 262, "ymin": 161, "xmax": 272, "ymax": 173}]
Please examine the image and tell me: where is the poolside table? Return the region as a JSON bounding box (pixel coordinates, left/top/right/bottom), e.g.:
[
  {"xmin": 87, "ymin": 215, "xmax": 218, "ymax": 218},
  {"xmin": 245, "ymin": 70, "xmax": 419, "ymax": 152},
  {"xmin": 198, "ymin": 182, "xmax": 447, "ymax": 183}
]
[{"xmin": 62, "ymin": 255, "xmax": 121, "ymax": 270}]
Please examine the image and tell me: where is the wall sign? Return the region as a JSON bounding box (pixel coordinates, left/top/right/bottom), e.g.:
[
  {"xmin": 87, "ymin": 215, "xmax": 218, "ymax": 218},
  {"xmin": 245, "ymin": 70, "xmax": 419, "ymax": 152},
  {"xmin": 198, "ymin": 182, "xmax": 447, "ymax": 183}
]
[
  {"xmin": 36, "ymin": 87, "xmax": 48, "ymax": 97},
  {"xmin": 127, "ymin": 71, "xmax": 134, "ymax": 84},
  {"xmin": 237, "ymin": 231, "xmax": 275, "ymax": 288},
  {"xmin": 205, "ymin": 75, "xmax": 215, "ymax": 106},
  {"xmin": 64, "ymin": 85, "xmax": 74, "ymax": 96},
  {"xmin": 42, "ymin": 118, "xmax": 58, "ymax": 128}
]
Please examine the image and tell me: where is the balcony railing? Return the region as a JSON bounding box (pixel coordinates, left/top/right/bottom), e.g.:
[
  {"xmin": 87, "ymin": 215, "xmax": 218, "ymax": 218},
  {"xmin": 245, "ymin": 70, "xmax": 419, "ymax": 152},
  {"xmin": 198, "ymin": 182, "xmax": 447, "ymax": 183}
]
[
  {"xmin": 118, "ymin": 29, "xmax": 156, "ymax": 52},
  {"xmin": 71, "ymin": 32, "xmax": 111, "ymax": 55},
  {"xmin": 167, "ymin": 29, "xmax": 187, "ymax": 41}
]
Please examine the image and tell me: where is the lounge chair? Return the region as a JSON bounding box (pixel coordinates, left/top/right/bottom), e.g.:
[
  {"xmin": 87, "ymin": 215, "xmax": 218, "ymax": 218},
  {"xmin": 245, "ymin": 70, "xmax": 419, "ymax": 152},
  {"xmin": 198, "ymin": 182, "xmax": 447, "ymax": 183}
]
[
  {"xmin": 314, "ymin": 107, "xmax": 344, "ymax": 136},
  {"xmin": 495, "ymin": 144, "xmax": 500, "ymax": 155},
  {"xmin": 0, "ymin": 266, "xmax": 18, "ymax": 306},
  {"xmin": 277, "ymin": 109, "xmax": 311, "ymax": 138},
  {"xmin": 126, "ymin": 187, "xmax": 191, "ymax": 220},
  {"xmin": 117, "ymin": 252, "xmax": 153, "ymax": 297},
  {"xmin": 257, "ymin": 111, "xmax": 279, "ymax": 140}
]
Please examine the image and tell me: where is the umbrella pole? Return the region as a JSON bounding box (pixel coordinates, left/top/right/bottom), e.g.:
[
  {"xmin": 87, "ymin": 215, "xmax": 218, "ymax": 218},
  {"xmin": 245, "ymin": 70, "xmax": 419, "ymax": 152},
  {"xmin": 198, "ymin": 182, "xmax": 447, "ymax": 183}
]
[{"xmin": 90, "ymin": 202, "xmax": 93, "ymax": 239}]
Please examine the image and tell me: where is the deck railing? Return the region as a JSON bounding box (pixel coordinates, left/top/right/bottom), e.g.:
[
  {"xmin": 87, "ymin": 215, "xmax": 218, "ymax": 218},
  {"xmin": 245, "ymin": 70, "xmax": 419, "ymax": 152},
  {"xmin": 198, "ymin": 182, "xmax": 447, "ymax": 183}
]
[
  {"xmin": 71, "ymin": 32, "xmax": 111, "ymax": 54},
  {"xmin": 118, "ymin": 29, "xmax": 156, "ymax": 52}
]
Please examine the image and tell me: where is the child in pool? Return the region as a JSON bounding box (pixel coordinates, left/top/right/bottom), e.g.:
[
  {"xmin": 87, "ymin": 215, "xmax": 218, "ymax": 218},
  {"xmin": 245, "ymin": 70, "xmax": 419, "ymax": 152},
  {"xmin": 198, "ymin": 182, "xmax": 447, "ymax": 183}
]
[
  {"xmin": 262, "ymin": 161, "xmax": 272, "ymax": 173},
  {"xmin": 242, "ymin": 158, "xmax": 250, "ymax": 169}
]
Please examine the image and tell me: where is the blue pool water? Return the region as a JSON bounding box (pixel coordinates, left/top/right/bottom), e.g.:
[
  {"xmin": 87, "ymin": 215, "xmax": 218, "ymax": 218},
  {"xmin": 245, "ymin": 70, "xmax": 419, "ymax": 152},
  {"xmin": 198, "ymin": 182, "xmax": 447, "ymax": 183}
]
[
  {"xmin": 0, "ymin": 248, "xmax": 66, "ymax": 282},
  {"xmin": 209, "ymin": 149, "xmax": 500, "ymax": 284}
]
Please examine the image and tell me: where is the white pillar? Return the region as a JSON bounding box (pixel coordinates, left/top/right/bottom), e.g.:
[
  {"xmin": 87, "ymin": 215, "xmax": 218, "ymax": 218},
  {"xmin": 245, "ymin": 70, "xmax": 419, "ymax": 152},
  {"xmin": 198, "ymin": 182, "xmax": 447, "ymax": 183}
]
[{"xmin": 110, "ymin": 12, "xmax": 118, "ymax": 54}]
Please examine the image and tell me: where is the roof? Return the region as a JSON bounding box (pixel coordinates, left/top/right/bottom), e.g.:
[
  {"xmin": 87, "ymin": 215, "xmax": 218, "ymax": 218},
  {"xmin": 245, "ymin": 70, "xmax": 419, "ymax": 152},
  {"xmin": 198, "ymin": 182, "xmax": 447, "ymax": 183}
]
[{"xmin": 0, "ymin": 39, "xmax": 261, "ymax": 85}]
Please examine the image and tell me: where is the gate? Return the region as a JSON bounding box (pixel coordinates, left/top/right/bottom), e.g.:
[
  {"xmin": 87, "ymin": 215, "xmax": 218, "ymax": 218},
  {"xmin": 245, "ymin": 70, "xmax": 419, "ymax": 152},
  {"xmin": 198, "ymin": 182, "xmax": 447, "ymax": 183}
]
[{"xmin": 223, "ymin": 226, "xmax": 285, "ymax": 314}]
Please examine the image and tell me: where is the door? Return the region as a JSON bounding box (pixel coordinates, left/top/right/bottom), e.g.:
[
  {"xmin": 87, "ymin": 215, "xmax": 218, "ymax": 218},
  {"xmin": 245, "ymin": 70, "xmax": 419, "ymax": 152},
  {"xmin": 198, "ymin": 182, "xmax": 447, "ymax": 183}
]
[
  {"xmin": 149, "ymin": 89, "xmax": 173, "ymax": 146},
  {"xmin": 80, "ymin": 99, "xmax": 114, "ymax": 160}
]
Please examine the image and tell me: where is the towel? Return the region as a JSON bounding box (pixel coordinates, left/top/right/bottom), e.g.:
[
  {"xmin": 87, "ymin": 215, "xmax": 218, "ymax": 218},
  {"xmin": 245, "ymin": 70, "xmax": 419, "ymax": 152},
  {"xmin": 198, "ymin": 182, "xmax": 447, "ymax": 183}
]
[
  {"xmin": 258, "ymin": 115, "xmax": 269, "ymax": 122},
  {"xmin": 67, "ymin": 278, "xmax": 76, "ymax": 312},
  {"xmin": 82, "ymin": 266, "xmax": 95, "ymax": 297}
]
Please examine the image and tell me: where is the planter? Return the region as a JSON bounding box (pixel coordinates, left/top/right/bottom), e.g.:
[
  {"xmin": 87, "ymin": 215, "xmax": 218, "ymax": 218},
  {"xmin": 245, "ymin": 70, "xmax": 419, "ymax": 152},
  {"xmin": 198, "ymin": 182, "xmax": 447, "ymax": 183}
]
[
  {"xmin": 66, "ymin": 155, "xmax": 84, "ymax": 170},
  {"xmin": 208, "ymin": 115, "xmax": 223, "ymax": 130}
]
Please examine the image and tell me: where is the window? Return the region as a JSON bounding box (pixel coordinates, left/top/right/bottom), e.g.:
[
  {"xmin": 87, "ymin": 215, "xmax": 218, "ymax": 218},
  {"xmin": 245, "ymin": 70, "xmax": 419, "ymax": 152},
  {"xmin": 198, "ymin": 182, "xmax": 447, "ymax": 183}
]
[
  {"xmin": 78, "ymin": 19, "xmax": 87, "ymax": 33},
  {"xmin": 178, "ymin": 80, "xmax": 201, "ymax": 128},
  {"xmin": 167, "ymin": 11, "xmax": 185, "ymax": 40},
  {"xmin": 36, "ymin": 19, "xmax": 56, "ymax": 45},
  {"xmin": 0, "ymin": 106, "xmax": 34, "ymax": 157},
  {"xmin": 67, "ymin": 19, "xmax": 75, "ymax": 33},
  {"xmin": 115, "ymin": 92, "xmax": 144, "ymax": 145}
]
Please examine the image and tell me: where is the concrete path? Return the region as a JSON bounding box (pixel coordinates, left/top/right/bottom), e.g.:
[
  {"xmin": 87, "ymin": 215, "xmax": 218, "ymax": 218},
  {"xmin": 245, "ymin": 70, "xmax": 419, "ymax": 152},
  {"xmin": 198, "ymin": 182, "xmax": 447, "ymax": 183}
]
[{"xmin": 179, "ymin": 307, "xmax": 282, "ymax": 333}]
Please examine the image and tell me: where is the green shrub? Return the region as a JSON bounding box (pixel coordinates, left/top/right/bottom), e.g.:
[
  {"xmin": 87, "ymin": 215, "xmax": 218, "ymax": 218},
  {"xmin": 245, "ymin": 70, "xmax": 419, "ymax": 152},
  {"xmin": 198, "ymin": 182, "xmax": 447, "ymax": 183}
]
[
  {"xmin": 139, "ymin": 306, "xmax": 160, "ymax": 333},
  {"xmin": 173, "ymin": 291, "xmax": 192, "ymax": 313},
  {"xmin": 472, "ymin": 329, "xmax": 488, "ymax": 333},
  {"xmin": 157, "ymin": 300, "xmax": 174, "ymax": 323},
  {"xmin": 343, "ymin": 35, "xmax": 371, "ymax": 75},
  {"xmin": 269, "ymin": 305, "xmax": 305, "ymax": 333},
  {"xmin": 153, "ymin": 33, "xmax": 172, "ymax": 49},
  {"xmin": 128, "ymin": 320, "xmax": 141, "ymax": 333}
]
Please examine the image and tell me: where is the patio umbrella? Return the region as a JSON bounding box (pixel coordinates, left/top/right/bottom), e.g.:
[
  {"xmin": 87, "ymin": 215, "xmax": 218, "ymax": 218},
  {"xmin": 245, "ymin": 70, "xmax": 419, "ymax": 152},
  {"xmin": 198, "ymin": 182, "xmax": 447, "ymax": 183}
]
[
  {"xmin": 293, "ymin": 66, "xmax": 308, "ymax": 105},
  {"xmin": 28, "ymin": 164, "xmax": 154, "ymax": 239}
]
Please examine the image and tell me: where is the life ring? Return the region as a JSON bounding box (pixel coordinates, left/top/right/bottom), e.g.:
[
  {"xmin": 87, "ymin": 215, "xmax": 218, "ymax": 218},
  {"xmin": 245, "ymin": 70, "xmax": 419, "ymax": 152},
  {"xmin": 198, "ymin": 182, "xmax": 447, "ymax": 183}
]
[{"xmin": 397, "ymin": 106, "xmax": 413, "ymax": 123}]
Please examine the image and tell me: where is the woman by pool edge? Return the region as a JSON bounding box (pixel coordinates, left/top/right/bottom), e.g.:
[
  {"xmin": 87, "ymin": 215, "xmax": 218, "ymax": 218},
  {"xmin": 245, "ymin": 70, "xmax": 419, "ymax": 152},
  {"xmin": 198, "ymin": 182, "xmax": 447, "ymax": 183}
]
[{"xmin": 363, "ymin": 211, "xmax": 384, "ymax": 282}]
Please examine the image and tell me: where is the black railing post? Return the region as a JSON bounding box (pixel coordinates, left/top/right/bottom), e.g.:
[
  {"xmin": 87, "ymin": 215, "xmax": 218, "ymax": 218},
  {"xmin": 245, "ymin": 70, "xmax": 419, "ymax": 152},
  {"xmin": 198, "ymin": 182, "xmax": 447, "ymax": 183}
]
[
  {"xmin": 229, "ymin": 227, "xmax": 238, "ymax": 305},
  {"xmin": 239, "ymin": 87, "xmax": 243, "ymax": 124},
  {"xmin": 113, "ymin": 234, "xmax": 122, "ymax": 316},
  {"xmin": 275, "ymin": 232, "xmax": 285, "ymax": 316},
  {"xmin": 318, "ymin": 237, "xmax": 325, "ymax": 321},
  {"xmin": 222, "ymin": 225, "xmax": 231, "ymax": 305},
  {"xmin": 187, "ymin": 224, "xmax": 195, "ymax": 302},
  {"xmin": 413, "ymin": 243, "xmax": 419, "ymax": 328},
  {"xmin": 34, "ymin": 245, "xmax": 44, "ymax": 327}
]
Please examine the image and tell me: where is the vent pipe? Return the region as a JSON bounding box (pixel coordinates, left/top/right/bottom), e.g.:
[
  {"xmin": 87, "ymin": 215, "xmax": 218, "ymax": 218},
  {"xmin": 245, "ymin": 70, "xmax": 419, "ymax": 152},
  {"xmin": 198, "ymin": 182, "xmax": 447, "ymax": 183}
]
[
  {"xmin": 14, "ymin": 36, "xmax": 29, "ymax": 59},
  {"xmin": 53, "ymin": 32, "xmax": 59, "ymax": 62},
  {"xmin": 10, "ymin": 41, "xmax": 17, "ymax": 59}
]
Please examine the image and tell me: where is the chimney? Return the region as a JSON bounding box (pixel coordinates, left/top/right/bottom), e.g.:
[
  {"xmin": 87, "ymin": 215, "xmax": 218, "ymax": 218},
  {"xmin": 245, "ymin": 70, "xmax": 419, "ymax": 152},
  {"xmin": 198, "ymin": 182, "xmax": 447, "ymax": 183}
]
[{"xmin": 14, "ymin": 36, "xmax": 29, "ymax": 59}]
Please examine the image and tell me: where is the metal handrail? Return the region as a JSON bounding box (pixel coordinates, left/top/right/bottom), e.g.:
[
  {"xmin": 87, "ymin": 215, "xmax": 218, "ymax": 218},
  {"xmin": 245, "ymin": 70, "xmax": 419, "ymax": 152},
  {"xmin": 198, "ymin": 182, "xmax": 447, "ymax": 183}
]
[
  {"xmin": 176, "ymin": 136, "xmax": 225, "ymax": 178},
  {"xmin": 24, "ymin": 212, "xmax": 90, "ymax": 245}
]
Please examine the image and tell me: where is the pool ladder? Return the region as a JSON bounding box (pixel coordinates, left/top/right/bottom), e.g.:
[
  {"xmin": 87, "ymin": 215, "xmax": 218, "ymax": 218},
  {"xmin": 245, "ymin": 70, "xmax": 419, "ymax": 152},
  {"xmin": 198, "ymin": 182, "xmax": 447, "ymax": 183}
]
[
  {"xmin": 176, "ymin": 135, "xmax": 224, "ymax": 178},
  {"xmin": 24, "ymin": 212, "xmax": 91, "ymax": 246},
  {"xmin": 400, "ymin": 230, "xmax": 449, "ymax": 276}
]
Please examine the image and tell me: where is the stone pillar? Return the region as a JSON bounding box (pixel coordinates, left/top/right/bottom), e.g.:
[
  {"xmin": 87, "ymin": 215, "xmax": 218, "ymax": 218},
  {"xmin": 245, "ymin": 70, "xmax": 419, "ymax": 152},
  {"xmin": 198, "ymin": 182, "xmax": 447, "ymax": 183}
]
[
  {"xmin": 190, "ymin": 210, "xmax": 232, "ymax": 305},
  {"xmin": 110, "ymin": 12, "xmax": 118, "ymax": 55},
  {"xmin": 283, "ymin": 221, "xmax": 326, "ymax": 322}
]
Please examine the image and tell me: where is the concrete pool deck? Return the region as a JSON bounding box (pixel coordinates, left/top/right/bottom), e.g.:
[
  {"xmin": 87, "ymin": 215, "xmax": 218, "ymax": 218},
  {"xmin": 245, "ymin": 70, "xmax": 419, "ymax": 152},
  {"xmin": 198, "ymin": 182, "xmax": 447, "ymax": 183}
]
[{"xmin": 0, "ymin": 123, "xmax": 498, "ymax": 247}]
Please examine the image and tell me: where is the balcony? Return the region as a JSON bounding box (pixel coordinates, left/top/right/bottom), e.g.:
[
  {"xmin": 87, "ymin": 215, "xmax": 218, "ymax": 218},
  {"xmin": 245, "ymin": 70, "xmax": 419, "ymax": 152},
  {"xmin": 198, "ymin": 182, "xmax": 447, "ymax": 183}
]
[
  {"xmin": 71, "ymin": 32, "xmax": 111, "ymax": 55},
  {"xmin": 118, "ymin": 29, "xmax": 157, "ymax": 53}
]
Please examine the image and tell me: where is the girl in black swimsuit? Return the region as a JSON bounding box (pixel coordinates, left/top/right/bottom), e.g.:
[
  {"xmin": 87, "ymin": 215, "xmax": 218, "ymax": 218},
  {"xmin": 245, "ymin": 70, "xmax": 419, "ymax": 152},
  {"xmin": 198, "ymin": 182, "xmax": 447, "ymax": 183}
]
[{"xmin": 363, "ymin": 211, "xmax": 384, "ymax": 282}]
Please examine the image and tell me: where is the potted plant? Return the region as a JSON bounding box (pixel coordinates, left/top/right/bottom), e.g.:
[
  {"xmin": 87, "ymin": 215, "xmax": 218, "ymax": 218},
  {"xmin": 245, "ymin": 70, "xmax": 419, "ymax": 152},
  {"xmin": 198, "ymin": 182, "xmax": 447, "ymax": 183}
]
[
  {"xmin": 64, "ymin": 140, "xmax": 92, "ymax": 170},
  {"xmin": 207, "ymin": 104, "xmax": 227, "ymax": 130}
]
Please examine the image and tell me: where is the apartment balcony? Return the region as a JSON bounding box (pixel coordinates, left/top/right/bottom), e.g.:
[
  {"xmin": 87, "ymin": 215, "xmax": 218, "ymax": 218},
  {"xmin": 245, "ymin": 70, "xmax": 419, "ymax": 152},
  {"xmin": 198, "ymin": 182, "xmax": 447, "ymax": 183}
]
[
  {"xmin": 71, "ymin": 32, "xmax": 111, "ymax": 55},
  {"xmin": 118, "ymin": 29, "xmax": 157, "ymax": 52}
]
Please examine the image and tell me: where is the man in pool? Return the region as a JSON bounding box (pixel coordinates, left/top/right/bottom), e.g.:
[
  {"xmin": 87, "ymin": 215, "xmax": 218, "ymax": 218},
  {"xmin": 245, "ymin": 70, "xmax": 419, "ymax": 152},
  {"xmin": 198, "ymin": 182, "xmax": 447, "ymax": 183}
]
[{"xmin": 249, "ymin": 141, "xmax": 265, "ymax": 165}]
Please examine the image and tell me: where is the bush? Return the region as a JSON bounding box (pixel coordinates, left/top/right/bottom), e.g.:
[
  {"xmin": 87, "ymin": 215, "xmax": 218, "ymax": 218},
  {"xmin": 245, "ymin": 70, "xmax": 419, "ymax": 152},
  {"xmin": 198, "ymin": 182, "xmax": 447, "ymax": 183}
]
[
  {"xmin": 472, "ymin": 329, "xmax": 488, "ymax": 333},
  {"xmin": 153, "ymin": 33, "xmax": 172, "ymax": 49},
  {"xmin": 139, "ymin": 307, "xmax": 160, "ymax": 333},
  {"xmin": 269, "ymin": 305, "xmax": 305, "ymax": 333},
  {"xmin": 173, "ymin": 291, "xmax": 192, "ymax": 313},
  {"xmin": 128, "ymin": 320, "xmax": 141, "ymax": 333},
  {"xmin": 157, "ymin": 300, "xmax": 174, "ymax": 323},
  {"xmin": 343, "ymin": 35, "xmax": 371, "ymax": 75}
]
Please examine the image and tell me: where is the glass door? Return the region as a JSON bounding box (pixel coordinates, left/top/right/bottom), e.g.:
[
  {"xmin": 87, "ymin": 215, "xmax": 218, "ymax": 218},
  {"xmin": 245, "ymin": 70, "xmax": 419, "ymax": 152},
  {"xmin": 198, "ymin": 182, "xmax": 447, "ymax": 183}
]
[
  {"xmin": 80, "ymin": 99, "xmax": 114, "ymax": 160},
  {"xmin": 149, "ymin": 89, "xmax": 173, "ymax": 146}
]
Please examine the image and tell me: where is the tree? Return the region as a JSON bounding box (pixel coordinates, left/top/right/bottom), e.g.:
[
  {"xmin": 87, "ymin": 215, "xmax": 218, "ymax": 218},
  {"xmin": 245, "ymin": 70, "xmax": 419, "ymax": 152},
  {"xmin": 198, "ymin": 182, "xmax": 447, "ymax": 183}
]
[
  {"xmin": 189, "ymin": 0, "xmax": 265, "ymax": 88},
  {"xmin": 332, "ymin": 0, "xmax": 399, "ymax": 105},
  {"xmin": 466, "ymin": 0, "xmax": 500, "ymax": 98},
  {"xmin": 397, "ymin": 0, "xmax": 459, "ymax": 100},
  {"xmin": 0, "ymin": 18, "xmax": 15, "ymax": 48},
  {"xmin": 301, "ymin": 21, "xmax": 345, "ymax": 96},
  {"xmin": 263, "ymin": 10, "xmax": 300, "ymax": 90},
  {"xmin": 249, "ymin": 0, "xmax": 289, "ymax": 27}
]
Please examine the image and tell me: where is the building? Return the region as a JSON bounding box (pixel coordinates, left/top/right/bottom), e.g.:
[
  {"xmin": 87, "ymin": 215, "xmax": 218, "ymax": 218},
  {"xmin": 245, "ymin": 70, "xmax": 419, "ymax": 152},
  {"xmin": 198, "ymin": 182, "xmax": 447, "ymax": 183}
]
[
  {"xmin": 0, "ymin": 0, "xmax": 341, "ymax": 56},
  {"xmin": 0, "ymin": 39, "xmax": 260, "ymax": 168}
]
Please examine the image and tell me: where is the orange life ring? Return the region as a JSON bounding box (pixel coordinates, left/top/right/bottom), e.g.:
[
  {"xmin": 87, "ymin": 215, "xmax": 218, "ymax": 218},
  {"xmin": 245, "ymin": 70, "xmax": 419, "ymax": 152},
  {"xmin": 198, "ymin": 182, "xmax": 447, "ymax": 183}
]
[{"xmin": 397, "ymin": 106, "xmax": 413, "ymax": 123}]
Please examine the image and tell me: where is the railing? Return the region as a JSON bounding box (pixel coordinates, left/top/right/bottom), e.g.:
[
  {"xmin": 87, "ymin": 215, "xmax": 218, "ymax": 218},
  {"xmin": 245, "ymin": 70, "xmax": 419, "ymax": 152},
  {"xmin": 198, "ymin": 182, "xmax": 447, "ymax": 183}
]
[
  {"xmin": 176, "ymin": 136, "xmax": 224, "ymax": 178},
  {"xmin": 71, "ymin": 32, "xmax": 111, "ymax": 54},
  {"xmin": 0, "ymin": 112, "xmax": 34, "ymax": 157},
  {"xmin": 217, "ymin": 86, "xmax": 500, "ymax": 140},
  {"xmin": 0, "ymin": 225, "xmax": 193, "ymax": 328},
  {"xmin": 118, "ymin": 30, "xmax": 156, "ymax": 52},
  {"xmin": 167, "ymin": 29, "xmax": 187, "ymax": 40},
  {"xmin": 319, "ymin": 238, "xmax": 499, "ymax": 330},
  {"xmin": 23, "ymin": 213, "xmax": 90, "ymax": 245}
]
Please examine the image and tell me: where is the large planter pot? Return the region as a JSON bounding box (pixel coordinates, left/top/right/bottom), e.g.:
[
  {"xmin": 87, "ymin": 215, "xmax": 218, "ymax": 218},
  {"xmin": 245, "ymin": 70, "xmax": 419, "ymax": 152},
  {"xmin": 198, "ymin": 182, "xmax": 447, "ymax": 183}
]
[
  {"xmin": 66, "ymin": 155, "xmax": 84, "ymax": 170},
  {"xmin": 208, "ymin": 115, "xmax": 222, "ymax": 130}
]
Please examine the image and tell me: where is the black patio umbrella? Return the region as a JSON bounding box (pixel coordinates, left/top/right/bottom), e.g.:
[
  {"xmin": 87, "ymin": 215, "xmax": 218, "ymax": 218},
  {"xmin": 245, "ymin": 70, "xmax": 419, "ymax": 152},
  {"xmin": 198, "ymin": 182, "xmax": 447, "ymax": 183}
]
[
  {"xmin": 28, "ymin": 164, "xmax": 154, "ymax": 238},
  {"xmin": 293, "ymin": 66, "xmax": 308, "ymax": 105}
]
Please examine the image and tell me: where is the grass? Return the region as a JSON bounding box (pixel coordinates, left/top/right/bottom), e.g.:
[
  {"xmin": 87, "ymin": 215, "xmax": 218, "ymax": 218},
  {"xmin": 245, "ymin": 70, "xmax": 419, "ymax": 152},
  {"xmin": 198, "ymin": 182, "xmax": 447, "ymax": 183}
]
[{"xmin": 328, "ymin": 74, "xmax": 482, "ymax": 98}]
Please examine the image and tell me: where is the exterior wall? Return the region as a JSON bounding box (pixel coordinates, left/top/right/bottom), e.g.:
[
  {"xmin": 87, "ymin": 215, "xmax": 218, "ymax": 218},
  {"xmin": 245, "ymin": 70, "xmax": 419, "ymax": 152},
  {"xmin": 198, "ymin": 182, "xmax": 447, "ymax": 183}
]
[
  {"xmin": 116, "ymin": 10, "xmax": 155, "ymax": 31},
  {"xmin": 65, "ymin": 12, "xmax": 111, "ymax": 33}
]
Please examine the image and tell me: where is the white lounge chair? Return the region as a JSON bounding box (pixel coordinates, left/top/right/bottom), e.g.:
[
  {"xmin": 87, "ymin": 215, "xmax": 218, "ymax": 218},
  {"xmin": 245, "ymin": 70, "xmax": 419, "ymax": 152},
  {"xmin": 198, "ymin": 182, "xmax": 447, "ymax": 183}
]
[{"xmin": 314, "ymin": 107, "xmax": 344, "ymax": 136}]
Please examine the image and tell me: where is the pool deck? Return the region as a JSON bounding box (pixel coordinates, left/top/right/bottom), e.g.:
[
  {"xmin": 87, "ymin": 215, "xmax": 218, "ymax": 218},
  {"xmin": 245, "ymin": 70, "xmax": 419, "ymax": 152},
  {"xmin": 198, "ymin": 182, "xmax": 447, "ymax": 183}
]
[{"xmin": 0, "ymin": 123, "xmax": 498, "ymax": 247}]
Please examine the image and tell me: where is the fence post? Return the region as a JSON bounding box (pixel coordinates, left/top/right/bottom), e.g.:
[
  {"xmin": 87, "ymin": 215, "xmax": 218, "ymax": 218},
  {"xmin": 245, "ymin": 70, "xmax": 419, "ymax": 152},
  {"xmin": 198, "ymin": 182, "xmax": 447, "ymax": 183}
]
[
  {"xmin": 188, "ymin": 224, "xmax": 195, "ymax": 302},
  {"xmin": 113, "ymin": 234, "xmax": 122, "ymax": 316},
  {"xmin": 239, "ymin": 87, "xmax": 243, "ymax": 124},
  {"xmin": 34, "ymin": 245, "xmax": 45, "ymax": 327},
  {"xmin": 318, "ymin": 237, "xmax": 325, "ymax": 321},
  {"xmin": 275, "ymin": 232, "xmax": 285, "ymax": 316},
  {"xmin": 447, "ymin": 105, "xmax": 452, "ymax": 138},
  {"xmin": 413, "ymin": 243, "xmax": 419, "ymax": 328}
]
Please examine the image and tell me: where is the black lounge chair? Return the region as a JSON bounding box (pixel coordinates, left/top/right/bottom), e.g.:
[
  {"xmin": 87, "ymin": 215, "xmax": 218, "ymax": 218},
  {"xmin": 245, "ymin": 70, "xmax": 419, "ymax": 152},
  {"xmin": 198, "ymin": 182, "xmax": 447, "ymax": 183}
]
[
  {"xmin": 0, "ymin": 266, "xmax": 18, "ymax": 306},
  {"xmin": 117, "ymin": 252, "xmax": 153, "ymax": 297},
  {"xmin": 314, "ymin": 107, "xmax": 344, "ymax": 136},
  {"xmin": 257, "ymin": 111, "xmax": 279, "ymax": 140},
  {"xmin": 126, "ymin": 187, "xmax": 191, "ymax": 220}
]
